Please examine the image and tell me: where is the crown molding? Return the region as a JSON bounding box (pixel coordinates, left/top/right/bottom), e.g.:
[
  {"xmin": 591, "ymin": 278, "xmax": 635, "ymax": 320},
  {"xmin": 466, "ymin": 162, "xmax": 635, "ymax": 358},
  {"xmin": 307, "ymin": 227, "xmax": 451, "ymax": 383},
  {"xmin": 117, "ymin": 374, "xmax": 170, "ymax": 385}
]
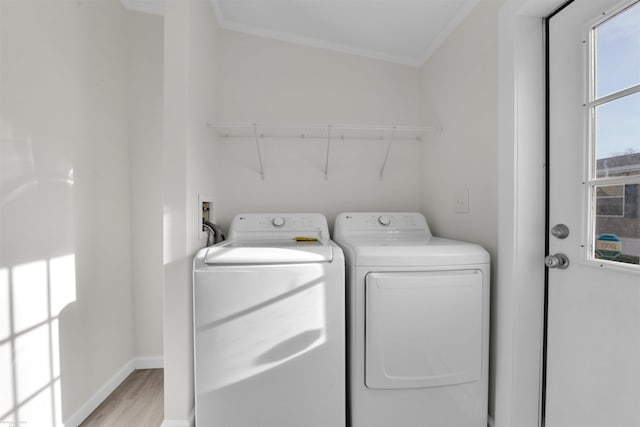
[
  {"xmin": 417, "ymin": 0, "xmax": 481, "ymax": 65},
  {"xmin": 121, "ymin": 0, "xmax": 164, "ymax": 16},
  {"xmin": 209, "ymin": 0, "xmax": 478, "ymax": 68},
  {"xmin": 119, "ymin": 0, "xmax": 481, "ymax": 66},
  {"xmin": 220, "ymin": 19, "xmax": 423, "ymax": 67}
]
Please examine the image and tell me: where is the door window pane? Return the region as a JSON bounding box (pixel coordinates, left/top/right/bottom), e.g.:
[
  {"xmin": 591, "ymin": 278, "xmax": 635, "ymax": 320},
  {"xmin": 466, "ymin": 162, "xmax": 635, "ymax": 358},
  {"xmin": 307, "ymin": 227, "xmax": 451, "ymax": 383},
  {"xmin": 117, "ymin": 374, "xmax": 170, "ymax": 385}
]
[
  {"xmin": 594, "ymin": 91, "xmax": 640, "ymax": 178},
  {"xmin": 596, "ymin": 184, "xmax": 624, "ymax": 216},
  {"xmin": 595, "ymin": 1, "xmax": 640, "ymax": 98},
  {"xmin": 593, "ymin": 184, "xmax": 640, "ymax": 265}
]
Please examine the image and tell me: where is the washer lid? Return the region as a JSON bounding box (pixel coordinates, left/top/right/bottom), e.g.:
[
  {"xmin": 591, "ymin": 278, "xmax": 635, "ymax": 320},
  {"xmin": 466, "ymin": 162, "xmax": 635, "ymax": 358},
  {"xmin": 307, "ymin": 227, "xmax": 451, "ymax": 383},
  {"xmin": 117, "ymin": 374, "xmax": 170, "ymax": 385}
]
[
  {"xmin": 204, "ymin": 239, "xmax": 334, "ymax": 265},
  {"xmin": 339, "ymin": 237, "xmax": 489, "ymax": 266}
]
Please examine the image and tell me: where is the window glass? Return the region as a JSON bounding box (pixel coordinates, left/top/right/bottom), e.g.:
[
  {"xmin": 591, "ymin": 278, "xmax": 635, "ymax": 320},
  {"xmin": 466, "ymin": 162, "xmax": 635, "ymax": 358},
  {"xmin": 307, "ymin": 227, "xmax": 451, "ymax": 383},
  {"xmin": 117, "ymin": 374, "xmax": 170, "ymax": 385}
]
[
  {"xmin": 596, "ymin": 184, "xmax": 625, "ymax": 218},
  {"xmin": 589, "ymin": 2, "xmax": 640, "ymax": 268},
  {"xmin": 594, "ymin": 185, "xmax": 640, "ymax": 265},
  {"xmin": 595, "ymin": 2, "xmax": 640, "ymax": 98},
  {"xmin": 594, "ymin": 91, "xmax": 640, "ymax": 178}
]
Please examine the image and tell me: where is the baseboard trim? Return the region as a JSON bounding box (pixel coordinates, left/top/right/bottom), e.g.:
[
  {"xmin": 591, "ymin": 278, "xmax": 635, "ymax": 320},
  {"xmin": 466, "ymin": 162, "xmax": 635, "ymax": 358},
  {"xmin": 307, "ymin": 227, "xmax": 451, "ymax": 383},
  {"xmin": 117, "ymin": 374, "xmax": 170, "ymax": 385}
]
[
  {"xmin": 161, "ymin": 408, "xmax": 194, "ymax": 427},
  {"xmin": 160, "ymin": 421, "xmax": 189, "ymax": 427},
  {"xmin": 64, "ymin": 356, "xmax": 165, "ymax": 426},
  {"xmin": 64, "ymin": 359, "xmax": 135, "ymax": 426},
  {"xmin": 134, "ymin": 355, "xmax": 164, "ymax": 369},
  {"xmin": 120, "ymin": 0, "xmax": 164, "ymax": 16}
]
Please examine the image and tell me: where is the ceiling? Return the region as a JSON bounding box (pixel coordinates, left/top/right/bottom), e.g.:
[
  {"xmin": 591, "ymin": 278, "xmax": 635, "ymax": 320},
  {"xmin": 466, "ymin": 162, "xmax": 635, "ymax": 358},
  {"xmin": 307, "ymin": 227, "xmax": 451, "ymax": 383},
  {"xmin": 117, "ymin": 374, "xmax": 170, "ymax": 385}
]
[{"xmin": 122, "ymin": 0, "xmax": 480, "ymax": 67}]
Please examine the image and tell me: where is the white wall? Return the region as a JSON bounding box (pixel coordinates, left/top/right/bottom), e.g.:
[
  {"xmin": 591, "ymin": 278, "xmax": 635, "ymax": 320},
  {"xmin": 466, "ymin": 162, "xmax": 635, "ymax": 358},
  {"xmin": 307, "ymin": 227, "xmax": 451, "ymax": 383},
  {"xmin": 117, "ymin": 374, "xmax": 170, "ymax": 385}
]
[
  {"xmin": 163, "ymin": 0, "xmax": 219, "ymax": 422},
  {"xmin": 128, "ymin": 10, "xmax": 164, "ymax": 361},
  {"xmin": 419, "ymin": 0, "xmax": 499, "ymax": 266},
  {"xmin": 0, "ymin": 0, "xmax": 134, "ymax": 424},
  {"xmin": 419, "ymin": 0, "xmax": 501, "ymax": 417},
  {"xmin": 214, "ymin": 30, "xmax": 425, "ymax": 231},
  {"xmin": 1, "ymin": 2, "xmax": 166, "ymax": 424}
]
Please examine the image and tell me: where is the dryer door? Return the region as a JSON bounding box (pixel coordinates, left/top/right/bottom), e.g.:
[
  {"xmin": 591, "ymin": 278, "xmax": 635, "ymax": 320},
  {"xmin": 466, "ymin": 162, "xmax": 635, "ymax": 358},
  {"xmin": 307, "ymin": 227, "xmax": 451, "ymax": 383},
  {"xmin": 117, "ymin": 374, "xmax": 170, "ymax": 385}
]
[{"xmin": 365, "ymin": 270, "xmax": 483, "ymax": 389}]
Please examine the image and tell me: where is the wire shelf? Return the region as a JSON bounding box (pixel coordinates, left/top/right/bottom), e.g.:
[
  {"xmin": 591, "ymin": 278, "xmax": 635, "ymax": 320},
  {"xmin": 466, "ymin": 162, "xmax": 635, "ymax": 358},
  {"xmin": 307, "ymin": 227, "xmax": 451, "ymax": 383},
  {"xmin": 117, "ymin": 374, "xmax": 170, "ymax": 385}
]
[
  {"xmin": 208, "ymin": 122, "xmax": 437, "ymax": 141},
  {"xmin": 207, "ymin": 122, "xmax": 441, "ymax": 180}
]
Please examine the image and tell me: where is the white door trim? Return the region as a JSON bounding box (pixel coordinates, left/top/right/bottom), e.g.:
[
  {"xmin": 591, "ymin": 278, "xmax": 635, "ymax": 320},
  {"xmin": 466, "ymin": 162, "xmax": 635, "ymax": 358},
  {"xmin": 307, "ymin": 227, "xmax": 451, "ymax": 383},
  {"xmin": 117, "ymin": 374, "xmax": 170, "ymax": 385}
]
[{"xmin": 495, "ymin": 0, "xmax": 565, "ymax": 426}]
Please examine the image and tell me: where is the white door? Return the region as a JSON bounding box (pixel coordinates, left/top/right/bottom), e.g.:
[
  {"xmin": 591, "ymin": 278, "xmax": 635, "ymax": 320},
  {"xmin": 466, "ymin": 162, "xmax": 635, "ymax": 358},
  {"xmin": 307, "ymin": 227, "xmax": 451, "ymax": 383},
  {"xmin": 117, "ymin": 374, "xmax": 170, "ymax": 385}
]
[
  {"xmin": 547, "ymin": 1, "xmax": 640, "ymax": 426},
  {"xmin": 365, "ymin": 271, "xmax": 483, "ymax": 389}
]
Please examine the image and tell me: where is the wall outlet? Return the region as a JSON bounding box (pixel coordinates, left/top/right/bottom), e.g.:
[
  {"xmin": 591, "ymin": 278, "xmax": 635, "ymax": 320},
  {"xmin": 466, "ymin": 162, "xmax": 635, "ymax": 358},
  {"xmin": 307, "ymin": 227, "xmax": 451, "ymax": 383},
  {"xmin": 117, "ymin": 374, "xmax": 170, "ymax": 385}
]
[{"xmin": 454, "ymin": 188, "xmax": 470, "ymax": 213}]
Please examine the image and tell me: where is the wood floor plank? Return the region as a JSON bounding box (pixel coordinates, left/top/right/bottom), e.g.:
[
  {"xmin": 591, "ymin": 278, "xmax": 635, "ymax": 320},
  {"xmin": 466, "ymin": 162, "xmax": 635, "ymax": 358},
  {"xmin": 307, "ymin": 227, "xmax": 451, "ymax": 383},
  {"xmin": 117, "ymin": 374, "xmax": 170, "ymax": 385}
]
[{"xmin": 80, "ymin": 369, "xmax": 164, "ymax": 427}]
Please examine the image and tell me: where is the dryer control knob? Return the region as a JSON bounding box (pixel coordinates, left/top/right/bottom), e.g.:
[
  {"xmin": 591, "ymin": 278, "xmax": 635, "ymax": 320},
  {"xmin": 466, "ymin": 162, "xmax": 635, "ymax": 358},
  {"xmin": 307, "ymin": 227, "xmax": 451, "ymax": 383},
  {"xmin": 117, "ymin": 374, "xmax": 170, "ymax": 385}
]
[
  {"xmin": 272, "ymin": 217, "xmax": 285, "ymax": 227},
  {"xmin": 378, "ymin": 215, "xmax": 391, "ymax": 226}
]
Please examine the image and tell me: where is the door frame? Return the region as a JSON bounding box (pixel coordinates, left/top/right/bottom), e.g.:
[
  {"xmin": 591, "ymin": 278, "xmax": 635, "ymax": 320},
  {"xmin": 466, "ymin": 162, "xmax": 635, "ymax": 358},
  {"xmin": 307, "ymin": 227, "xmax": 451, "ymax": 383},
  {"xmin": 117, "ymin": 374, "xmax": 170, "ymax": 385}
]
[
  {"xmin": 542, "ymin": 2, "xmax": 576, "ymax": 425},
  {"xmin": 495, "ymin": 0, "xmax": 564, "ymax": 425}
]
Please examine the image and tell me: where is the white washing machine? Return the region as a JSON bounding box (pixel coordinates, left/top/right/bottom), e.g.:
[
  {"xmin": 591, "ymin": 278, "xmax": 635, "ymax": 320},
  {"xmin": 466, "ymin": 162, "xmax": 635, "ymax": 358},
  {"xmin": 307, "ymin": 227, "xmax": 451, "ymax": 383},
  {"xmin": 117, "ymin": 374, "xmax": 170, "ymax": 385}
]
[
  {"xmin": 333, "ymin": 212, "xmax": 489, "ymax": 427},
  {"xmin": 193, "ymin": 213, "xmax": 345, "ymax": 427}
]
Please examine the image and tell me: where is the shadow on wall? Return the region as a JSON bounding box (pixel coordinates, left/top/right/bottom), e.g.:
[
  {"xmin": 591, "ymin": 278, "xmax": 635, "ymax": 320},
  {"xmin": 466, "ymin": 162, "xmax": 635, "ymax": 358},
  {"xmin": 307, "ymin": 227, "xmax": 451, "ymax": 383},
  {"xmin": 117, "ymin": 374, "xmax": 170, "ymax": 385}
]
[{"xmin": 1, "ymin": 134, "xmax": 77, "ymax": 426}]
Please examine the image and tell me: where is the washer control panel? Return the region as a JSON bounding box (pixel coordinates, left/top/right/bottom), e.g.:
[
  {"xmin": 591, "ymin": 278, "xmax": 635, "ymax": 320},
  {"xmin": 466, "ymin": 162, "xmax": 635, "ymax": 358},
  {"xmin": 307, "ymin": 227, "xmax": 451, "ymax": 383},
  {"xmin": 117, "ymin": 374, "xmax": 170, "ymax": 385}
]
[{"xmin": 228, "ymin": 213, "xmax": 330, "ymax": 241}]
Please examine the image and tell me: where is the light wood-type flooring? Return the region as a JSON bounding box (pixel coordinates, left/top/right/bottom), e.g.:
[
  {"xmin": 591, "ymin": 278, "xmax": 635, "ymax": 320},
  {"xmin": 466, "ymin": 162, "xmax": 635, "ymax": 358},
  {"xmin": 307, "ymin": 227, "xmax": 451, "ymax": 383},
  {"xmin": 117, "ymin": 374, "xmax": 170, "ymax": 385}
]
[{"xmin": 80, "ymin": 369, "xmax": 163, "ymax": 427}]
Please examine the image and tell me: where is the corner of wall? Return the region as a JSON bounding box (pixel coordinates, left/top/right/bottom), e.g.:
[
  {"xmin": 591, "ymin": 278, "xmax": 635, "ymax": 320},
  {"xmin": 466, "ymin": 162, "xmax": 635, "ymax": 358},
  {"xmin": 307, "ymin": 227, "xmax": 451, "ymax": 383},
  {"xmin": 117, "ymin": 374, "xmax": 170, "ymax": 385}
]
[{"xmin": 163, "ymin": 0, "xmax": 220, "ymax": 422}]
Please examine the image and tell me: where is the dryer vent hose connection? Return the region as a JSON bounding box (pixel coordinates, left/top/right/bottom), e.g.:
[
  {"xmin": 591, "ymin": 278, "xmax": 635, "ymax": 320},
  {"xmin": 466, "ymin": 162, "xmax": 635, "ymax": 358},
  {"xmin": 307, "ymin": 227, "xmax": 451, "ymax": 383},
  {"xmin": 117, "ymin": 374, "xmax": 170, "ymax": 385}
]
[{"xmin": 203, "ymin": 220, "xmax": 226, "ymax": 246}]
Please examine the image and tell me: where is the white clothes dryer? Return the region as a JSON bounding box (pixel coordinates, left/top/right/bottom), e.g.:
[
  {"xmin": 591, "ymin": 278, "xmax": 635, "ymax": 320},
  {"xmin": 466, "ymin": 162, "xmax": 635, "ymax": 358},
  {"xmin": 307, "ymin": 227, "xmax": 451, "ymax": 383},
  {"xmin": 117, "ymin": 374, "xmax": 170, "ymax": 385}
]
[
  {"xmin": 333, "ymin": 212, "xmax": 489, "ymax": 427},
  {"xmin": 193, "ymin": 213, "xmax": 345, "ymax": 427}
]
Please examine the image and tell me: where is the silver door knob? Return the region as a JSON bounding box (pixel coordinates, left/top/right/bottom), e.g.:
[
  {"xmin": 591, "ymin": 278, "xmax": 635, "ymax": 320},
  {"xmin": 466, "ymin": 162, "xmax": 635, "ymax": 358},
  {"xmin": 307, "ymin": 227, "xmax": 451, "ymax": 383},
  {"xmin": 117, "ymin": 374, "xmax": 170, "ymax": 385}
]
[
  {"xmin": 551, "ymin": 224, "xmax": 570, "ymax": 239},
  {"xmin": 545, "ymin": 253, "xmax": 570, "ymax": 269}
]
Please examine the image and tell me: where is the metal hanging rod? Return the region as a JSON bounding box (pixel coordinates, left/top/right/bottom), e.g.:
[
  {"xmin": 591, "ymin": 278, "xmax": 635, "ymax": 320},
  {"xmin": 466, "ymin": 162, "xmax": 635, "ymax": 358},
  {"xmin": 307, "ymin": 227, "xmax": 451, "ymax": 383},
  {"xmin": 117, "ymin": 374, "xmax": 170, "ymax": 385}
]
[
  {"xmin": 252, "ymin": 123, "xmax": 265, "ymax": 180},
  {"xmin": 324, "ymin": 125, "xmax": 331, "ymax": 180},
  {"xmin": 379, "ymin": 126, "xmax": 396, "ymax": 180}
]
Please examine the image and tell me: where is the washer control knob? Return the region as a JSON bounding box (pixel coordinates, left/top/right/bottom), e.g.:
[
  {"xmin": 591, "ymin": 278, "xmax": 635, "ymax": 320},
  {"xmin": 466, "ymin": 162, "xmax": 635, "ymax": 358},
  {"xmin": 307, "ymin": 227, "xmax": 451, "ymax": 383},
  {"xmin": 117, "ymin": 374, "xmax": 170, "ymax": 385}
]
[
  {"xmin": 272, "ymin": 217, "xmax": 285, "ymax": 227},
  {"xmin": 378, "ymin": 215, "xmax": 391, "ymax": 226}
]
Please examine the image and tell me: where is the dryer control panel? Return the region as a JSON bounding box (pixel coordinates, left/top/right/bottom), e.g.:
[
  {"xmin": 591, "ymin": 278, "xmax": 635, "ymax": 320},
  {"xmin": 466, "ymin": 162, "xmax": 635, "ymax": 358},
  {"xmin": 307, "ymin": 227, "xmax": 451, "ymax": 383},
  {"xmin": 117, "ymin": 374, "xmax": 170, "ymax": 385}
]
[{"xmin": 334, "ymin": 212, "xmax": 432, "ymax": 239}]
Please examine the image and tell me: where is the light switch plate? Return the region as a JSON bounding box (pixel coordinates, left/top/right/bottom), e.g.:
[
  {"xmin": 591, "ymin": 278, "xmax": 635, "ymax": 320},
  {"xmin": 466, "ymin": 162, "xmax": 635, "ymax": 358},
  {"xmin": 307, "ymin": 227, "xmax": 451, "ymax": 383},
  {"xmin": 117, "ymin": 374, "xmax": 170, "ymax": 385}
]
[{"xmin": 454, "ymin": 188, "xmax": 469, "ymax": 213}]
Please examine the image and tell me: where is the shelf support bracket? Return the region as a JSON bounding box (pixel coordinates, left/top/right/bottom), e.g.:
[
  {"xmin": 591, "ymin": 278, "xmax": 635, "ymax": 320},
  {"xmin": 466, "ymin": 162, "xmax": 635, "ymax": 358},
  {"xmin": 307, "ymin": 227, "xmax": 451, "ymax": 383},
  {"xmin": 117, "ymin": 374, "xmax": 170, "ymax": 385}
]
[
  {"xmin": 324, "ymin": 125, "xmax": 331, "ymax": 180},
  {"xmin": 379, "ymin": 126, "xmax": 396, "ymax": 180},
  {"xmin": 253, "ymin": 123, "xmax": 265, "ymax": 180}
]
